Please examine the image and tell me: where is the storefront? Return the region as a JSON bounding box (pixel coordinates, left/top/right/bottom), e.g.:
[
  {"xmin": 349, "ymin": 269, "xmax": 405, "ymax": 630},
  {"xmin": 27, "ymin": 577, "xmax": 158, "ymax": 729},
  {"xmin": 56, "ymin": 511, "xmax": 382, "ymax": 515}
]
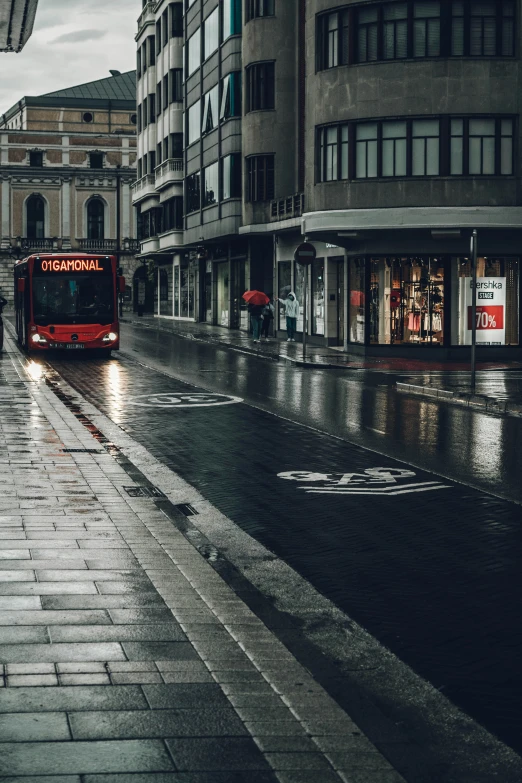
[{"xmin": 154, "ymin": 255, "xmax": 197, "ymax": 320}]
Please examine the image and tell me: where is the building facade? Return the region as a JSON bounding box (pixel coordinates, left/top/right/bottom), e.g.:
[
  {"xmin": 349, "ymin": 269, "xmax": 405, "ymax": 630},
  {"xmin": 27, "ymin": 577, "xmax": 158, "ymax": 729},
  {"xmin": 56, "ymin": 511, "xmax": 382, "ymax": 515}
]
[
  {"xmin": 0, "ymin": 0, "xmax": 39, "ymax": 52},
  {"xmin": 136, "ymin": 0, "xmax": 521, "ymax": 358},
  {"xmin": 0, "ymin": 71, "xmax": 139, "ymax": 307}
]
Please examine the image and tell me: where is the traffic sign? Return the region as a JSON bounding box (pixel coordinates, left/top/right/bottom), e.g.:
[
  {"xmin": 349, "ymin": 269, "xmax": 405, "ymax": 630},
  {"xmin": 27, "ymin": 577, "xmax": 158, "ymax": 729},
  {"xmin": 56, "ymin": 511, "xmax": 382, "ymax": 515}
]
[{"xmin": 294, "ymin": 242, "xmax": 316, "ymax": 266}]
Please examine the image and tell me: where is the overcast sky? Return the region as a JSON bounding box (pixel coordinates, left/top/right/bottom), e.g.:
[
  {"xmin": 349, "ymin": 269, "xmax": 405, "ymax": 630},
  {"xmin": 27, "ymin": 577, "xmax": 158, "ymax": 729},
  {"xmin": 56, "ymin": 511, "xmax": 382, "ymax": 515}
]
[{"xmin": 0, "ymin": 0, "xmax": 141, "ymax": 115}]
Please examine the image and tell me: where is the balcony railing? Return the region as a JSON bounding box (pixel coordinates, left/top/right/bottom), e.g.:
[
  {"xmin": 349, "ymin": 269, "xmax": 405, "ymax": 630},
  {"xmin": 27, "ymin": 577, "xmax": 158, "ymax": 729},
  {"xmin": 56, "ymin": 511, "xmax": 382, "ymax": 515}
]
[
  {"xmin": 154, "ymin": 158, "xmax": 183, "ymax": 189},
  {"xmin": 78, "ymin": 239, "xmax": 117, "ymax": 252},
  {"xmin": 270, "ymin": 193, "xmax": 305, "ymax": 221},
  {"xmin": 18, "ymin": 238, "xmax": 56, "ymax": 252}
]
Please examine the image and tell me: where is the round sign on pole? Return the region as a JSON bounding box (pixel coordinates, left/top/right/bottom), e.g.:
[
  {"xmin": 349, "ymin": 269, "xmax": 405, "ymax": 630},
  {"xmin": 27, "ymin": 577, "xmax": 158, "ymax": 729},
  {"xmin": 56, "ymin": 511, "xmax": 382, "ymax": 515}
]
[{"xmin": 294, "ymin": 243, "xmax": 316, "ymax": 266}]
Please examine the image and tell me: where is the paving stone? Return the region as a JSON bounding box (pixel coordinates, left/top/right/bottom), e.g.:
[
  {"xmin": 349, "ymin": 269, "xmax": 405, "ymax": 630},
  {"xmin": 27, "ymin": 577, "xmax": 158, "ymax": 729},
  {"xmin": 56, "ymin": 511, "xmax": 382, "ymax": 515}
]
[
  {"xmin": 0, "ymin": 643, "xmax": 125, "ymax": 664},
  {"xmin": 60, "ymin": 674, "xmax": 112, "ymax": 686},
  {"xmin": 96, "ymin": 582, "xmax": 158, "ymax": 595},
  {"xmin": 82, "ymin": 773, "xmax": 278, "ymax": 783},
  {"xmin": 0, "ymin": 596, "xmax": 41, "ymax": 610},
  {"xmin": 0, "ymin": 610, "xmax": 111, "ymax": 626},
  {"xmin": 70, "ymin": 707, "xmax": 248, "ymax": 740},
  {"xmin": 275, "ymin": 773, "xmax": 341, "ymax": 783},
  {"xmin": 0, "ymin": 685, "xmax": 148, "ymax": 713},
  {"xmin": 165, "ymin": 737, "xmax": 270, "ymax": 771},
  {"xmin": 7, "ymin": 674, "xmax": 59, "ymax": 687},
  {"xmin": 0, "ymin": 582, "xmax": 98, "ymax": 595},
  {"xmin": 108, "ymin": 609, "xmax": 176, "ymax": 624},
  {"xmin": 50, "ymin": 624, "xmax": 187, "ymax": 643},
  {"xmin": 111, "ymin": 672, "xmax": 164, "ymax": 685},
  {"xmin": 337, "ymin": 772, "xmax": 407, "ymax": 783},
  {"xmin": 0, "ymin": 560, "xmax": 89, "ymax": 570},
  {"xmin": 42, "ymin": 595, "xmax": 167, "ymax": 610},
  {"xmin": 107, "ymin": 662, "xmax": 158, "ymax": 673},
  {"xmin": 142, "ymin": 683, "xmax": 231, "ymax": 710},
  {"xmin": 6, "ymin": 664, "xmax": 56, "ymax": 675},
  {"xmin": 0, "ymin": 712, "xmax": 71, "ymax": 741},
  {"xmin": 0, "ymin": 627, "xmax": 49, "ymax": 644},
  {"xmin": 264, "ymin": 752, "xmax": 334, "ymax": 771},
  {"xmin": 0, "ymin": 573, "xmax": 34, "ymax": 582},
  {"xmin": 122, "ymin": 642, "xmax": 200, "ymax": 661},
  {"xmin": 161, "ymin": 671, "xmax": 214, "ymax": 684},
  {"xmin": 0, "ymin": 739, "xmax": 175, "ymax": 774},
  {"xmin": 0, "ymin": 551, "xmax": 31, "ymax": 560},
  {"xmin": 254, "ymin": 736, "xmax": 318, "ymax": 753},
  {"xmin": 37, "ymin": 570, "xmax": 141, "ymax": 581},
  {"xmin": 245, "ymin": 721, "xmax": 308, "ymax": 737},
  {"xmin": 57, "ymin": 663, "xmax": 108, "ymax": 674},
  {"xmin": 0, "ymin": 777, "xmax": 80, "ymax": 783}
]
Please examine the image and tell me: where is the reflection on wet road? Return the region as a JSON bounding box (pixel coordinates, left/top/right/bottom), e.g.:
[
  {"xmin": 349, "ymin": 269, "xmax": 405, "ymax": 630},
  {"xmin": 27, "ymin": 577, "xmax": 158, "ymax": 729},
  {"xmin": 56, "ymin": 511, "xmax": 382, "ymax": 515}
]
[{"xmin": 41, "ymin": 328, "xmax": 522, "ymax": 758}]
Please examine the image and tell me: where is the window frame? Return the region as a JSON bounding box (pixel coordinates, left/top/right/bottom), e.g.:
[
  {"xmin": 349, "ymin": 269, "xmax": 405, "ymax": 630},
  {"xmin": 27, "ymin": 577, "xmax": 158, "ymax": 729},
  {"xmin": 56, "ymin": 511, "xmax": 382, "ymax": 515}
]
[
  {"xmin": 247, "ymin": 0, "xmax": 275, "ymax": 20},
  {"xmin": 246, "ymin": 61, "xmax": 275, "ymax": 112},
  {"xmin": 246, "ymin": 155, "xmax": 275, "ymax": 202}
]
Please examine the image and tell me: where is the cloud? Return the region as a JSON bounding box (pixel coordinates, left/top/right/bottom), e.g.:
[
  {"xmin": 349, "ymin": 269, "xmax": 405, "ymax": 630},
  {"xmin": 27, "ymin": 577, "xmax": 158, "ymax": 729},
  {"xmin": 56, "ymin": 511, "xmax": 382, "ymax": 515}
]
[{"xmin": 51, "ymin": 29, "xmax": 107, "ymax": 44}]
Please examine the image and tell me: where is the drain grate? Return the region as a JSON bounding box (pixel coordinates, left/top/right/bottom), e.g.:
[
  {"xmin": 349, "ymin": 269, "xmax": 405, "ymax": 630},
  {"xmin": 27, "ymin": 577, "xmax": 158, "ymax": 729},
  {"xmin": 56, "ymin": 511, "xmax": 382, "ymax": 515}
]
[
  {"xmin": 123, "ymin": 486, "xmax": 166, "ymax": 498},
  {"xmin": 62, "ymin": 448, "xmax": 103, "ymax": 454},
  {"xmin": 175, "ymin": 503, "xmax": 198, "ymax": 517}
]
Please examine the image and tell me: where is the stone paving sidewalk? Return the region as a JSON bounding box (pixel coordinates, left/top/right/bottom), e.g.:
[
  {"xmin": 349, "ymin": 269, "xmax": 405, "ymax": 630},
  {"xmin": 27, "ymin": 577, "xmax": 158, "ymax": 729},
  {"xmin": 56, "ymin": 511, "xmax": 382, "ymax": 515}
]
[{"xmin": 0, "ymin": 336, "xmax": 406, "ymax": 782}]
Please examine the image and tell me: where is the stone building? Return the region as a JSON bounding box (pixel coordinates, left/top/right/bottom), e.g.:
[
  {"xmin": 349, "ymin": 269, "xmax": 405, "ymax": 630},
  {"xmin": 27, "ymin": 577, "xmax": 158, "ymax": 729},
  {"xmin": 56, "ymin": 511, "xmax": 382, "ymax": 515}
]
[
  {"xmin": 136, "ymin": 0, "xmax": 521, "ymax": 360},
  {"xmin": 0, "ymin": 0, "xmax": 39, "ymax": 52},
  {"xmin": 0, "ymin": 70, "xmax": 139, "ymax": 306}
]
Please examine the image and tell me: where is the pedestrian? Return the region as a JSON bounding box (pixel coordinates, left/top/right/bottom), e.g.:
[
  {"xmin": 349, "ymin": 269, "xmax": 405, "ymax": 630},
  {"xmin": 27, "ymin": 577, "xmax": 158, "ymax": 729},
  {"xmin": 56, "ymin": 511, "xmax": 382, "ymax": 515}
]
[
  {"xmin": 248, "ymin": 300, "xmax": 264, "ymax": 343},
  {"xmin": 277, "ymin": 291, "xmax": 299, "ymax": 341},
  {"xmin": 260, "ymin": 297, "xmax": 275, "ymax": 340}
]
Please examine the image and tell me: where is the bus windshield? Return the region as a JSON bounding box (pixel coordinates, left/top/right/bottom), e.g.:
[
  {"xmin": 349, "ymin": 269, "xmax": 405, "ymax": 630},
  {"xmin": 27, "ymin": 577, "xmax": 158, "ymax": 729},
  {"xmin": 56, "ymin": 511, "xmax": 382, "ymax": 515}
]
[{"xmin": 32, "ymin": 276, "xmax": 114, "ymax": 325}]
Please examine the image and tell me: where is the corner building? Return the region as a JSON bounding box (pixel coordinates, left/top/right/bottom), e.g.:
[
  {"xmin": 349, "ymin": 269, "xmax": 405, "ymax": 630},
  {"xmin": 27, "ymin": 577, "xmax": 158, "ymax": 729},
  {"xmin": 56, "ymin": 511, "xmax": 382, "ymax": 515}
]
[{"xmin": 136, "ymin": 0, "xmax": 522, "ymax": 358}]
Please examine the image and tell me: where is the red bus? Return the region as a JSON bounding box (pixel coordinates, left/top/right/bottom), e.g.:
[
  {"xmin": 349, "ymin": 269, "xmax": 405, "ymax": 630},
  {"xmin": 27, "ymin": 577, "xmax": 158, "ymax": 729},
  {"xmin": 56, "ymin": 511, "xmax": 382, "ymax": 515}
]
[{"xmin": 14, "ymin": 253, "xmax": 125, "ymax": 354}]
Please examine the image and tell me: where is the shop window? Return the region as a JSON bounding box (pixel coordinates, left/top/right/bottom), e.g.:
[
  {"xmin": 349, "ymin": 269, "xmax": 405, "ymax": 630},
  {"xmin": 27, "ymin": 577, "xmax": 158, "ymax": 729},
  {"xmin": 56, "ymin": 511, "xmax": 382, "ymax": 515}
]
[
  {"xmin": 312, "ymin": 259, "xmax": 325, "ymax": 335},
  {"xmin": 159, "ymin": 269, "xmax": 171, "ymax": 318},
  {"xmin": 87, "ymin": 199, "xmax": 104, "ymax": 240},
  {"xmin": 203, "ymin": 161, "xmax": 219, "ymax": 207},
  {"xmin": 26, "ymin": 195, "xmax": 45, "ymax": 239},
  {"xmin": 202, "ymin": 85, "xmax": 219, "ymax": 135},
  {"xmin": 369, "ymin": 257, "xmax": 444, "ymax": 345},
  {"xmin": 223, "ymin": 0, "xmax": 242, "ymax": 39},
  {"xmin": 349, "ymin": 259, "xmax": 366, "ymax": 343},
  {"xmin": 382, "ymin": 121, "xmax": 407, "ymax": 177},
  {"xmin": 246, "ymin": 62, "xmax": 275, "ymax": 112},
  {"xmin": 185, "ymin": 171, "xmax": 201, "ymax": 213},
  {"xmin": 356, "ymin": 123, "xmax": 378, "ymax": 178},
  {"xmin": 204, "ymin": 8, "xmax": 219, "ymax": 60},
  {"xmin": 451, "ymin": 257, "xmax": 519, "ymax": 345},
  {"xmin": 221, "ymin": 154, "xmax": 241, "ymax": 199},
  {"xmin": 278, "ymin": 262, "xmax": 291, "ymax": 331},
  {"xmin": 220, "ymin": 71, "xmax": 241, "ymax": 119},
  {"xmin": 294, "ymin": 263, "xmax": 306, "ymax": 333},
  {"xmin": 170, "ymin": 3, "xmax": 183, "ymax": 36},
  {"xmin": 187, "ymin": 100, "xmax": 201, "ymax": 145},
  {"xmin": 412, "ymin": 119, "xmax": 440, "ymax": 175},
  {"xmin": 170, "ymin": 69, "xmax": 183, "ymax": 102},
  {"xmin": 247, "ymin": 155, "xmax": 274, "ymax": 202},
  {"xmin": 174, "ymin": 265, "xmax": 180, "ymax": 317},
  {"xmin": 187, "ymin": 28, "xmax": 200, "ymax": 75}
]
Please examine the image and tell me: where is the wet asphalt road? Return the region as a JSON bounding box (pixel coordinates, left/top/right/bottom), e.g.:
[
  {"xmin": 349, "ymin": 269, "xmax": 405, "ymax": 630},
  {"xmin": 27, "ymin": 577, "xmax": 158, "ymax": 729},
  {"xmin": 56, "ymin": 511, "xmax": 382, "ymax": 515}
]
[{"xmin": 38, "ymin": 324, "xmax": 522, "ymax": 760}]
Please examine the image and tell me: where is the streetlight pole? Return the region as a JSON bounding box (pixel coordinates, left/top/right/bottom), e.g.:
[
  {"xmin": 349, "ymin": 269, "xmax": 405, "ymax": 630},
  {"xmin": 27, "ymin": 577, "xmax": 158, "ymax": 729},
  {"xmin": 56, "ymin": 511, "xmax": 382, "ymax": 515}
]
[{"xmin": 470, "ymin": 229, "xmax": 478, "ymax": 392}]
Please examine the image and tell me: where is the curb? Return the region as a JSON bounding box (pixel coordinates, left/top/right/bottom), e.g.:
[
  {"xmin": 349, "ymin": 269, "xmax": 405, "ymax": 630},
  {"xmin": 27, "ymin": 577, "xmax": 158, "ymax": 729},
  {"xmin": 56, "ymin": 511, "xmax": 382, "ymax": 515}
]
[{"xmin": 397, "ymin": 382, "xmax": 522, "ymax": 418}]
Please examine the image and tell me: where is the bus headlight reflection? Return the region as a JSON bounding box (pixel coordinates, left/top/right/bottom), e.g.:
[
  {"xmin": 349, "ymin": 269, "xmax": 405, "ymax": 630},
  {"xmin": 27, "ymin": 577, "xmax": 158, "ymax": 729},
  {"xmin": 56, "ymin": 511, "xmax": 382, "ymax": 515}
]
[
  {"xmin": 102, "ymin": 332, "xmax": 118, "ymax": 343},
  {"xmin": 31, "ymin": 333, "xmax": 47, "ymax": 344}
]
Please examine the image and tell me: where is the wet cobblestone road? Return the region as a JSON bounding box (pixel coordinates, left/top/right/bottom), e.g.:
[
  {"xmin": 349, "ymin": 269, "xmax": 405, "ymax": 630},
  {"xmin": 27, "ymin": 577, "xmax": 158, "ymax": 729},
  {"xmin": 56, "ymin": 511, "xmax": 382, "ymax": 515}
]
[{"xmin": 42, "ymin": 345, "xmax": 522, "ymax": 768}]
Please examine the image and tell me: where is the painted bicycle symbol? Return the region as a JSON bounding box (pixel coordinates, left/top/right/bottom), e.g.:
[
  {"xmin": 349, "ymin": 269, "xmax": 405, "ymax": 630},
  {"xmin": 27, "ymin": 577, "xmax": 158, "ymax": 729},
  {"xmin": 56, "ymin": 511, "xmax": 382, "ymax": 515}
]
[
  {"xmin": 128, "ymin": 392, "xmax": 243, "ymax": 408},
  {"xmin": 278, "ymin": 467, "xmax": 451, "ymax": 496}
]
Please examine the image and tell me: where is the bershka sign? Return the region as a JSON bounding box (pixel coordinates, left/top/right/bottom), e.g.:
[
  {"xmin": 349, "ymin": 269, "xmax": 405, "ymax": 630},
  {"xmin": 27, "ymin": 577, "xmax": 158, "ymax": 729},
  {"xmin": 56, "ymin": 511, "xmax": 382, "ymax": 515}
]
[
  {"xmin": 464, "ymin": 277, "xmax": 506, "ymax": 345},
  {"xmin": 39, "ymin": 259, "xmax": 105, "ymax": 273}
]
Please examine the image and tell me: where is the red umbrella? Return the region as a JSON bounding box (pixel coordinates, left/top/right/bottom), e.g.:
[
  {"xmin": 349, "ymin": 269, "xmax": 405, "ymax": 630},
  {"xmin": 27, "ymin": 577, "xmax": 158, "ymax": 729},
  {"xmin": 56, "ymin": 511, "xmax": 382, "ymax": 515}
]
[{"xmin": 242, "ymin": 290, "xmax": 269, "ymax": 306}]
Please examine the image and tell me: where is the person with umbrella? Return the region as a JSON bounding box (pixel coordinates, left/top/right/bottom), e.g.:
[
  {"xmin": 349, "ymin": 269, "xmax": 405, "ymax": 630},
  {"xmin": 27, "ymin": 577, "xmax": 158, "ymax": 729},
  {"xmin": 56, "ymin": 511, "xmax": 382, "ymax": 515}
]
[{"xmin": 243, "ymin": 290, "xmax": 269, "ymax": 344}]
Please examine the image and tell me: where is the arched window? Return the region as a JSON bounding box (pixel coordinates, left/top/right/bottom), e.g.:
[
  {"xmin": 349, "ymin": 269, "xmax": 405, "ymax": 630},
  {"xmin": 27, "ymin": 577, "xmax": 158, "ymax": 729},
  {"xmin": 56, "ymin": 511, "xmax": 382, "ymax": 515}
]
[
  {"xmin": 26, "ymin": 195, "xmax": 45, "ymax": 239},
  {"xmin": 87, "ymin": 199, "xmax": 105, "ymax": 239}
]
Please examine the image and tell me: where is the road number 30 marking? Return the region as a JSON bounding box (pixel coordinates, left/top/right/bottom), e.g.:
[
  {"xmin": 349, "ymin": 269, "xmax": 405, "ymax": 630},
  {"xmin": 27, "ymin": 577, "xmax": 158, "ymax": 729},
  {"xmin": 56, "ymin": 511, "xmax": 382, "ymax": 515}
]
[{"xmin": 128, "ymin": 392, "xmax": 243, "ymax": 408}]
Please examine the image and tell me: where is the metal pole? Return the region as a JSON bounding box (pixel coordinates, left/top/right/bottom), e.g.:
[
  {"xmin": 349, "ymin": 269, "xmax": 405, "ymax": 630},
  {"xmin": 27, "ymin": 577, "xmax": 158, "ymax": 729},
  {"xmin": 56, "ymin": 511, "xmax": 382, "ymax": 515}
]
[
  {"xmin": 471, "ymin": 229, "xmax": 478, "ymax": 391},
  {"xmin": 302, "ymin": 268, "xmax": 307, "ymax": 363}
]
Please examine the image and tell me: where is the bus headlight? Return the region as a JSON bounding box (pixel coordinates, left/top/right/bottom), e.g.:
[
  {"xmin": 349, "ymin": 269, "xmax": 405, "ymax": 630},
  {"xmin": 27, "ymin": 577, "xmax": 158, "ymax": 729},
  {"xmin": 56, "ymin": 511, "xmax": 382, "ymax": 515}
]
[
  {"xmin": 102, "ymin": 332, "xmax": 118, "ymax": 343},
  {"xmin": 31, "ymin": 333, "xmax": 47, "ymax": 344}
]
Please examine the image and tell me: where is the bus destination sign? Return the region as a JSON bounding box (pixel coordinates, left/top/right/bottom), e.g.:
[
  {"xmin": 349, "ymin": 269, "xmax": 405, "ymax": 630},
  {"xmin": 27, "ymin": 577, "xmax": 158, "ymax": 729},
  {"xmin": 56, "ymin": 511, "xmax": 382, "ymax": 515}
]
[{"xmin": 34, "ymin": 258, "xmax": 110, "ymax": 274}]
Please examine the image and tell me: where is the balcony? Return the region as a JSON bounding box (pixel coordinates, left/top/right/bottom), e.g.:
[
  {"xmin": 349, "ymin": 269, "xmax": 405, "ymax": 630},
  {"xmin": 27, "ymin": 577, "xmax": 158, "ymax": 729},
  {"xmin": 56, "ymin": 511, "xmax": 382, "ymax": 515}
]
[
  {"xmin": 270, "ymin": 193, "xmax": 305, "ymax": 222},
  {"xmin": 16, "ymin": 238, "xmax": 56, "ymax": 253},
  {"xmin": 131, "ymin": 174, "xmax": 157, "ymax": 205},
  {"xmin": 78, "ymin": 239, "xmax": 117, "ymax": 253},
  {"xmin": 158, "ymin": 229, "xmax": 183, "ymax": 251},
  {"xmin": 154, "ymin": 159, "xmax": 183, "ymax": 191},
  {"xmin": 137, "ymin": 1, "xmax": 156, "ymax": 35}
]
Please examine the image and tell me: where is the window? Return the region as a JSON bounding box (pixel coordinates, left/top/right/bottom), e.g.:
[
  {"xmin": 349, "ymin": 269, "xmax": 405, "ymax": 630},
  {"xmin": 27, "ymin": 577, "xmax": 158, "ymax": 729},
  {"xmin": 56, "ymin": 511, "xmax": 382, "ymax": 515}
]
[
  {"xmin": 470, "ymin": 1, "xmax": 497, "ymax": 55},
  {"xmin": 187, "ymin": 28, "xmax": 200, "ymax": 75},
  {"xmin": 157, "ymin": 143, "xmax": 162, "ymax": 165},
  {"xmin": 82, "ymin": 112, "xmax": 93, "ymax": 123},
  {"xmin": 502, "ymin": 1, "xmax": 515, "ymax": 55},
  {"xmin": 356, "ymin": 123, "xmax": 378, "ymax": 178},
  {"xmin": 130, "ymin": 113, "xmax": 137, "ymax": 125},
  {"xmin": 26, "ymin": 195, "xmax": 44, "ymax": 239},
  {"xmin": 318, "ymin": 125, "xmax": 347, "ymax": 182},
  {"xmin": 223, "ymin": 0, "xmax": 242, "ymax": 38},
  {"xmin": 137, "ymin": 48, "xmax": 141, "ymax": 78},
  {"xmin": 156, "ymin": 20, "xmax": 162, "ymax": 54},
  {"xmin": 501, "ymin": 119, "xmax": 513, "ymax": 175},
  {"xmin": 29, "ymin": 151, "xmax": 43, "ymax": 167},
  {"xmin": 246, "ymin": 62, "xmax": 275, "ymax": 112},
  {"xmin": 186, "ymin": 171, "xmax": 201, "ymax": 213},
  {"xmin": 163, "ymin": 196, "xmax": 183, "ymax": 230},
  {"xmin": 203, "ymin": 161, "xmax": 219, "ymax": 206},
  {"xmin": 412, "ymin": 119, "xmax": 440, "ymax": 175},
  {"xmin": 220, "ymin": 71, "xmax": 241, "ymax": 119},
  {"xmin": 317, "ymin": 10, "xmax": 349, "ymax": 69},
  {"xmin": 87, "ymin": 199, "xmax": 104, "ymax": 240},
  {"xmin": 221, "ymin": 153, "xmax": 241, "ymax": 199},
  {"xmin": 450, "ymin": 119, "xmax": 464, "ymax": 173},
  {"xmin": 163, "ymin": 9, "xmax": 169, "ymax": 45},
  {"xmin": 248, "ymin": 0, "xmax": 275, "ymax": 19},
  {"xmin": 204, "ymin": 8, "xmax": 219, "ymax": 60},
  {"xmin": 142, "ymin": 43, "xmax": 147, "ymax": 73},
  {"xmin": 170, "ymin": 132, "xmax": 183, "ymax": 158},
  {"xmin": 452, "ymin": 0, "xmax": 514, "ymax": 56},
  {"xmin": 163, "ymin": 138, "xmax": 169, "ymax": 161},
  {"xmin": 469, "ymin": 118, "xmax": 495, "ymax": 174},
  {"xmin": 148, "ymin": 35, "xmax": 155, "ymax": 66},
  {"xmin": 163, "ymin": 75, "xmax": 169, "ymax": 110},
  {"xmin": 156, "ymin": 82, "xmax": 162, "ymax": 115},
  {"xmin": 171, "ymin": 3, "xmax": 183, "ymax": 36},
  {"xmin": 89, "ymin": 152, "xmax": 103, "ymax": 169},
  {"xmin": 148, "ymin": 94, "xmax": 156, "ymax": 123},
  {"xmin": 170, "ymin": 68, "xmax": 183, "ymax": 102},
  {"xmin": 247, "ymin": 155, "xmax": 274, "ymax": 201},
  {"xmin": 357, "ymin": 6, "xmax": 378, "ymax": 62},
  {"xmin": 142, "ymin": 98, "xmax": 148, "ymax": 128},
  {"xmin": 202, "ymin": 85, "xmax": 219, "ymax": 134},
  {"xmin": 187, "ymin": 100, "xmax": 201, "ymax": 145},
  {"xmin": 413, "ymin": 1, "xmax": 440, "ymax": 57},
  {"xmin": 382, "ymin": 121, "xmax": 407, "ymax": 176},
  {"xmin": 383, "ymin": 3, "xmax": 408, "ymax": 59},
  {"xmin": 148, "ymin": 152, "xmax": 156, "ymax": 175}
]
